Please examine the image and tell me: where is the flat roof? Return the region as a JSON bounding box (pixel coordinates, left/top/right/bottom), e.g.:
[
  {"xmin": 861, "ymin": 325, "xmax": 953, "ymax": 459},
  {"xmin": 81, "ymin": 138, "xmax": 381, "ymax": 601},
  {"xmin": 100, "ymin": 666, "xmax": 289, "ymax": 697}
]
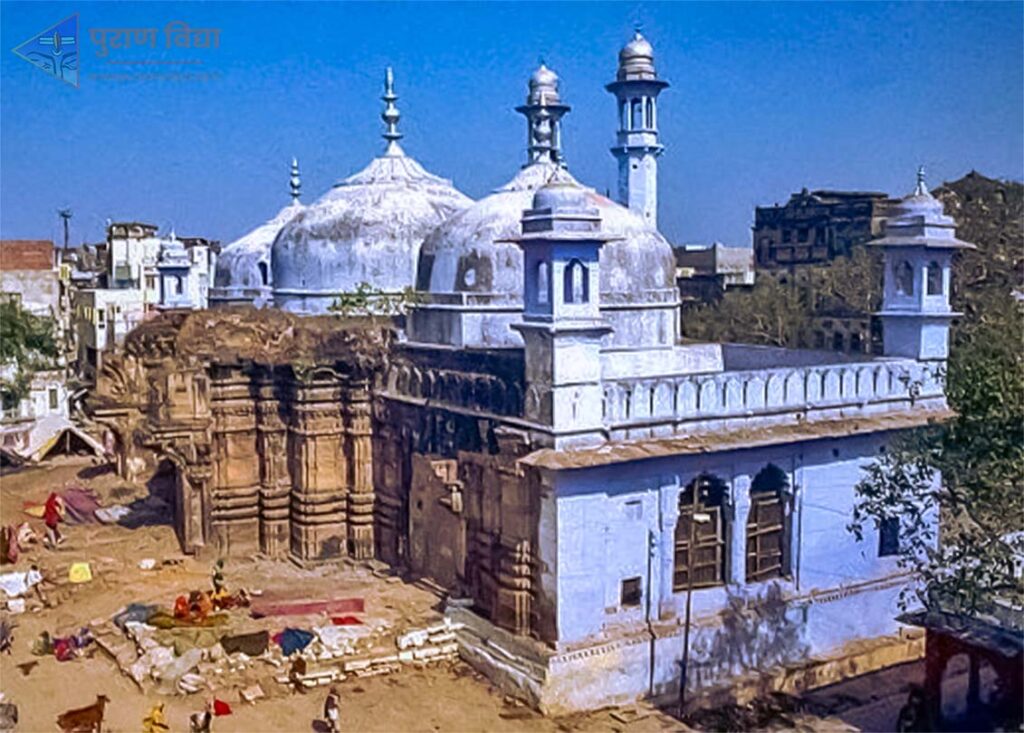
[
  {"xmin": 0, "ymin": 240, "xmax": 54, "ymax": 271},
  {"xmin": 520, "ymin": 408, "xmax": 954, "ymax": 471}
]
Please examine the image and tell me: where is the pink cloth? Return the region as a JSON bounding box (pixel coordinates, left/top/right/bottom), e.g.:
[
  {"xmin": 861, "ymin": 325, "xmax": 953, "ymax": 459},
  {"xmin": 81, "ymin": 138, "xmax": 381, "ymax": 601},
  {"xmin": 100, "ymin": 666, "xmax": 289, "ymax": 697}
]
[{"xmin": 250, "ymin": 597, "xmax": 365, "ymax": 619}]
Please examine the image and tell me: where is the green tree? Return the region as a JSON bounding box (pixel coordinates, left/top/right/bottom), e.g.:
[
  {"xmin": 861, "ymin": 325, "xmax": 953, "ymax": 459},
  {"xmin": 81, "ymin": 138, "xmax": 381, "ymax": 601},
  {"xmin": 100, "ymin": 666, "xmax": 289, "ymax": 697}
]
[
  {"xmin": 849, "ymin": 292, "xmax": 1024, "ymax": 614},
  {"xmin": 330, "ymin": 283, "xmax": 423, "ymax": 318},
  {"xmin": 0, "ymin": 299, "xmax": 59, "ymax": 402},
  {"xmin": 685, "ymin": 276, "xmax": 810, "ymax": 346}
]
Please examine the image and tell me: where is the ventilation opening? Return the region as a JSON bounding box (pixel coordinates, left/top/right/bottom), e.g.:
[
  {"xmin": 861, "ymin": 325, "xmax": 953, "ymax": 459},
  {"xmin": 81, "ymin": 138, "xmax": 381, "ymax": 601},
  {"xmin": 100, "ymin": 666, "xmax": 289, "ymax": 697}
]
[{"xmin": 620, "ymin": 577, "xmax": 642, "ymax": 607}]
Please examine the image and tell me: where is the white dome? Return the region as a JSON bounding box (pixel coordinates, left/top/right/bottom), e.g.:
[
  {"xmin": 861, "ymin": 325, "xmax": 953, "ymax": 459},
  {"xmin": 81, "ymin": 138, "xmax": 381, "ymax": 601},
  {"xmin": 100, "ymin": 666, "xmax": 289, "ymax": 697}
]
[
  {"xmin": 211, "ymin": 201, "xmax": 302, "ymax": 307},
  {"xmin": 417, "ymin": 162, "xmax": 676, "ymax": 305},
  {"xmin": 272, "ymin": 151, "xmax": 472, "ymax": 314}
]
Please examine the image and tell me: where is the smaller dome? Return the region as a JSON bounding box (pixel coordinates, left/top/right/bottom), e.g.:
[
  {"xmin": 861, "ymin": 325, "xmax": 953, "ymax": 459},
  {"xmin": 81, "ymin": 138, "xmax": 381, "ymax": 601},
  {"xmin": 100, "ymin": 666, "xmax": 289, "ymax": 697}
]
[
  {"xmin": 528, "ymin": 64, "xmax": 561, "ymax": 105},
  {"xmin": 617, "ymin": 31, "xmax": 657, "ymax": 80},
  {"xmin": 531, "ymin": 181, "xmax": 587, "ymax": 212},
  {"xmin": 892, "ymin": 168, "xmax": 945, "ymax": 219}
]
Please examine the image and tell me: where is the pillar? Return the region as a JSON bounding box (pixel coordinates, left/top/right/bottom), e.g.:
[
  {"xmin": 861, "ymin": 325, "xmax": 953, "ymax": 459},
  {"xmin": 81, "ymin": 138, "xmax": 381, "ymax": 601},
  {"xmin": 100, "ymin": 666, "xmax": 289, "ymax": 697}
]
[
  {"xmin": 346, "ymin": 378, "xmax": 375, "ymax": 559},
  {"xmin": 288, "ymin": 369, "xmax": 347, "ymax": 561},
  {"xmin": 729, "ymin": 475, "xmax": 751, "ymax": 586},
  {"xmin": 255, "ymin": 368, "xmax": 290, "ymax": 557},
  {"xmin": 208, "ymin": 366, "xmax": 261, "ymax": 555}
]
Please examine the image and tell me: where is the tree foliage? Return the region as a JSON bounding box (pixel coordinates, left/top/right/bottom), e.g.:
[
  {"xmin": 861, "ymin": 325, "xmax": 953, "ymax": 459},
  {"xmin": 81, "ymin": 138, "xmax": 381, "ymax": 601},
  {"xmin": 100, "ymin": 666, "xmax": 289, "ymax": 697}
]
[
  {"xmin": 330, "ymin": 283, "xmax": 423, "ymax": 318},
  {"xmin": 847, "ymin": 174, "xmax": 1024, "ymax": 614},
  {"xmin": 849, "ymin": 292, "xmax": 1024, "ymax": 613},
  {"xmin": 0, "ymin": 299, "xmax": 59, "ymax": 402}
]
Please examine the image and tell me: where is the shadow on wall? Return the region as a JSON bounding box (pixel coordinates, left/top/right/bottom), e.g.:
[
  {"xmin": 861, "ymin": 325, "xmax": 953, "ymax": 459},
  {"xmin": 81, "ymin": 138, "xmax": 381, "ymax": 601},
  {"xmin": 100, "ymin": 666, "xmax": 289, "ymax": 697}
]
[
  {"xmin": 690, "ymin": 583, "xmax": 810, "ymax": 689},
  {"xmin": 116, "ymin": 457, "xmax": 175, "ymax": 529}
]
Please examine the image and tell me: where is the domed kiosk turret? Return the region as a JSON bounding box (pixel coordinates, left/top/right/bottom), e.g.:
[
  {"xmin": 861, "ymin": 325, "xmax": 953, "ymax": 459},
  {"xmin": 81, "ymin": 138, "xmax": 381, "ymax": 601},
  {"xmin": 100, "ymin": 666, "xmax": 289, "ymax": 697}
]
[
  {"xmin": 271, "ymin": 69, "xmax": 472, "ymax": 315},
  {"xmin": 409, "ymin": 63, "xmax": 678, "ymax": 351}
]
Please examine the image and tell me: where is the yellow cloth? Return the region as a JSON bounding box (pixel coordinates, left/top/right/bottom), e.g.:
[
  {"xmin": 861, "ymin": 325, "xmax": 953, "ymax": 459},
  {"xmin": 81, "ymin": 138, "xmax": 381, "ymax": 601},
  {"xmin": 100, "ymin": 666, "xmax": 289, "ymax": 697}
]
[
  {"xmin": 68, "ymin": 562, "xmax": 92, "ymax": 583},
  {"xmin": 143, "ymin": 704, "xmax": 169, "ymax": 733}
]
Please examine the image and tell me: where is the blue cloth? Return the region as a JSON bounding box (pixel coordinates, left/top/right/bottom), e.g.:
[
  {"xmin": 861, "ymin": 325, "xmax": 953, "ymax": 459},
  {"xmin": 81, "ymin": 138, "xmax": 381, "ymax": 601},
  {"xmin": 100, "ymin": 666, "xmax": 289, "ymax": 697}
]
[{"xmin": 277, "ymin": 627, "xmax": 314, "ymax": 656}]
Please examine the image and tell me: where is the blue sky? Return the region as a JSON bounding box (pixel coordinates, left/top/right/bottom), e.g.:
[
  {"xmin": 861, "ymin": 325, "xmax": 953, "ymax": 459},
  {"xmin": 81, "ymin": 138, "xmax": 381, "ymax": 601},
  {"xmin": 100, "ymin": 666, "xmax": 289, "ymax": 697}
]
[{"xmin": 2, "ymin": 1, "xmax": 1021, "ymax": 249}]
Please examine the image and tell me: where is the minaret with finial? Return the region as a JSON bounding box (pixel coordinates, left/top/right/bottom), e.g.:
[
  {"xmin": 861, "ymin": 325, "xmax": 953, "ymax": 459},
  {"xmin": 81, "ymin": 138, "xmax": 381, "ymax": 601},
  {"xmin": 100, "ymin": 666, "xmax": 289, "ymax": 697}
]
[
  {"xmin": 606, "ymin": 29, "xmax": 668, "ymax": 227},
  {"xmin": 382, "ymin": 66, "xmax": 403, "ymax": 156},
  {"xmin": 290, "ymin": 157, "xmax": 302, "ymax": 205},
  {"xmin": 516, "ymin": 61, "xmax": 571, "ymax": 167},
  {"xmin": 870, "ymin": 166, "xmax": 975, "ymax": 361}
]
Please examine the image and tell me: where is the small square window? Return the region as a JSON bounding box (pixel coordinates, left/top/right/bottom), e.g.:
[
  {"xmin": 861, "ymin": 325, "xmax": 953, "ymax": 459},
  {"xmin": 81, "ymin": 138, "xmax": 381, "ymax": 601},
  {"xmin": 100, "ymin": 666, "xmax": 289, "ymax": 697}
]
[
  {"xmin": 621, "ymin": 577, "xmax": 642, "ymax": 607},
  {"xmin": 879, "ymin": 517, "xmax": 900, "ymax": 557}
]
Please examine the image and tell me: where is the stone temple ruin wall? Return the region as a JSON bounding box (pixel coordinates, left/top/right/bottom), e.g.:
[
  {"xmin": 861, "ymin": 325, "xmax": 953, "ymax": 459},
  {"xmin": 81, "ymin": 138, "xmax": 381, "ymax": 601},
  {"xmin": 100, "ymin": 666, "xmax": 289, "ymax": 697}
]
[{"xmin": 90, "ymin": 309, "xmax": 546, "ymax": 640}]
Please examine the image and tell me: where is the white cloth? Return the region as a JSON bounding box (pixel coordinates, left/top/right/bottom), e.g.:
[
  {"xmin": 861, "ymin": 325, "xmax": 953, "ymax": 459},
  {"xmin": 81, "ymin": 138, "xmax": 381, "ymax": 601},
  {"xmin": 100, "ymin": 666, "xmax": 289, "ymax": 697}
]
[{"xmin": 0, "ymin": 568, "xmax": 42, "ymax": 598}]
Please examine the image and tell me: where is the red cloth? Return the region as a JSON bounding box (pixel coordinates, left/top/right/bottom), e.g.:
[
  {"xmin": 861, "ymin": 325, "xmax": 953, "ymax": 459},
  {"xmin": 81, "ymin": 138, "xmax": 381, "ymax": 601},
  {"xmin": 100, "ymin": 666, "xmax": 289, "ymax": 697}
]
[
  {"xmin": 53, "ymin": 637, "xmax": 76, "ymax": 662},
  {"xmin": 173, "ymin": 595, "xmax": 190, "ymax": 620},
  {"xmin": 331, "ymin": 615, "xmax": 363, "ymax": 626},
  {"xmin": 213, "ymin": 699, "xmax": 232, "ymax": 716},
  {"xmin": 43, "ymin": 493, "xmax": 62, "ymax": 528},
  {"xmin": 250, "ymin": 597, "xmax": 365, "ymax": 619}
]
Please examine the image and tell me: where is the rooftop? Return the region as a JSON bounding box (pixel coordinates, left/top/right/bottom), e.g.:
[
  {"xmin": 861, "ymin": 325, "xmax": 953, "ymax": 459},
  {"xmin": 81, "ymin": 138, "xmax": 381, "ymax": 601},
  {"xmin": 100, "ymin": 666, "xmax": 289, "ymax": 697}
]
[
  {"xmin": 0, "ymin": 240, "xmax": 55, "ymax": 272},
  {"xmin": 521, "ymin": 407, "xmax": 954, "ymax": 471}
]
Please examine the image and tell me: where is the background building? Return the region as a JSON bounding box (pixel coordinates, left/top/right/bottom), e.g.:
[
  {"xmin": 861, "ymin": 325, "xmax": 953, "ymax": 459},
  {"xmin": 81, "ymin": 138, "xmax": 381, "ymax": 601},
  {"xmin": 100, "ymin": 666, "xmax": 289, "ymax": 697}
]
[
  {"xmin": 674, "ymin": 242, "xmax": 755, "ymax": 310},
  {"xmin": 753, "ymin": 189, "xmax": 898, "ymax": 267}
]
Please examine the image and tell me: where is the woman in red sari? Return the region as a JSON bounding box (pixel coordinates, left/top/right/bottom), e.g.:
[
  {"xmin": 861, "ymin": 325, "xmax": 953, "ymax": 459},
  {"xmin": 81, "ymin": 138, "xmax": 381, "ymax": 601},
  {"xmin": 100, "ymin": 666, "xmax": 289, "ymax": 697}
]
[{"xmin": 43, "ymin": 493, "xmax": 64, "ymax": 547}]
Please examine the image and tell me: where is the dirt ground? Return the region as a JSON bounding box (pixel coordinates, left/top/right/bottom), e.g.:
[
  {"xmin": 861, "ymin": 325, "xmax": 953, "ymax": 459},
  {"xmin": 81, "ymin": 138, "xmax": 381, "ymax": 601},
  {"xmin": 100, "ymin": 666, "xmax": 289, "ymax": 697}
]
[{"xmin": 1, "ymin": 458, "xmax": 685, "ymax": 733}]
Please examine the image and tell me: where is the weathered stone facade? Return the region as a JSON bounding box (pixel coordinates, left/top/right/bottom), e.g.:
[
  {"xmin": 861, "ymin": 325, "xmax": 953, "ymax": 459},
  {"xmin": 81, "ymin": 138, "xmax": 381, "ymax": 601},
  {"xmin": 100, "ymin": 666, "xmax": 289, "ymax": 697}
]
[
  {"xmin": 90, "ymin": 309, "xmax": 394, "ymax": 563},
  {"xmin": 90, "ymin": 308, "xmax": 545, "ymax": 640}
]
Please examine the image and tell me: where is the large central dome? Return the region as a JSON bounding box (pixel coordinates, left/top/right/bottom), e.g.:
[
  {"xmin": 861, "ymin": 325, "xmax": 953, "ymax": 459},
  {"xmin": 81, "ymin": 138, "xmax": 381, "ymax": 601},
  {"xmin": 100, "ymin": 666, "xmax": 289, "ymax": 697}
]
[
  {"xmin": 416, "ymin": 162, "xmax": 675, "ymax": 303},
  {"xmin": 410, "ymin": 63, "xmax": 677, "ymax": 351},
  {"xmin": 272, "ymin": 70, "xmax": 472, "ymax": 315}
]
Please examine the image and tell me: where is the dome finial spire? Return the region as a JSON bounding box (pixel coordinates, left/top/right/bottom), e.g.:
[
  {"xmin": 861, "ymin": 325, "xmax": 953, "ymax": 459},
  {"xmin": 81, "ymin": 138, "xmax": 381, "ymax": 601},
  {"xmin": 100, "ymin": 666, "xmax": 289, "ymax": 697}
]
[
  {"xmin": 290, "ymin": 157, "xmax": 301, "ymax": 204},
  {"xmin": 382, "ymin": 66, "xmax": 404, "ymax": 156},
  {"xmin": 915, "ymin": 165, "xmax": 927, "ymax": 196}
]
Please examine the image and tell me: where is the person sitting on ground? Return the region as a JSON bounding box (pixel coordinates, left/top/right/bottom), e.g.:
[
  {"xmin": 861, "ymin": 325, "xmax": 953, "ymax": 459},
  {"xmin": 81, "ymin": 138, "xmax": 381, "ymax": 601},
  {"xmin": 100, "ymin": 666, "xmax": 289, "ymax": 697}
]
[
  {"xmin": 288, "ymin": 656, "xmax": 308, "ymax": 695},
  {"xmin": 189, "ymin": 699, "xmax": 213, "ymax": 733},
  {"xmin": 43, "ymin": 493, "xmax": 65, "ymax": 548},
  {"xmin": 324, "ymin": 685, "xmax": 341, "ymax": 733},
  {"xmin": 211, "ymin": 559, "xmax": 226, "ymax": 594},
  {"xmin": 174, "ymin": 594, "xmax": 190, "ymax": 621}
]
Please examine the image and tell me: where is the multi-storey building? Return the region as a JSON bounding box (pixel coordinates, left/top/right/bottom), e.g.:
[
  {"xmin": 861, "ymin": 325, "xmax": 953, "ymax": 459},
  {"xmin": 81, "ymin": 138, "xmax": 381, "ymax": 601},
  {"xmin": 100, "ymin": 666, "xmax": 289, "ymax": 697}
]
[{"xmin": 753, "ymin": 189, "xmax": 898, "ymax": 267}]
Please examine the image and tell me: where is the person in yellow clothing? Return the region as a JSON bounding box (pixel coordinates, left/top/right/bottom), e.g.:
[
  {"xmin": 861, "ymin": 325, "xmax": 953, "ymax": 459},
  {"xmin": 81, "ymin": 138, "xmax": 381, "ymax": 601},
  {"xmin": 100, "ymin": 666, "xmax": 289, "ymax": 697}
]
[{"xmin": 143, "ymin": 702, "xmax": 170, "ymax": 733}]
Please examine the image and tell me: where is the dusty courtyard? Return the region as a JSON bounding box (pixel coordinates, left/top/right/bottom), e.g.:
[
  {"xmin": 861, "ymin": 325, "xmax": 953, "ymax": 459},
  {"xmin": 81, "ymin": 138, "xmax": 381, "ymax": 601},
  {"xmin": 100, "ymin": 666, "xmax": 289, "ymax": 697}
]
[{"xmin": 0, "ymin": 458, "xmax": 685, "ymax": 733}]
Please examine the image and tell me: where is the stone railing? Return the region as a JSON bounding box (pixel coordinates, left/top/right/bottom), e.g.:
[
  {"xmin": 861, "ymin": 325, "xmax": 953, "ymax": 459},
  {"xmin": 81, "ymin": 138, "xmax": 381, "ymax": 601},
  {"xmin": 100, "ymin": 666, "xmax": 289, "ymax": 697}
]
[{"xmin": 601, "ymin": 357, "xmax": 944, "ymax": 438}]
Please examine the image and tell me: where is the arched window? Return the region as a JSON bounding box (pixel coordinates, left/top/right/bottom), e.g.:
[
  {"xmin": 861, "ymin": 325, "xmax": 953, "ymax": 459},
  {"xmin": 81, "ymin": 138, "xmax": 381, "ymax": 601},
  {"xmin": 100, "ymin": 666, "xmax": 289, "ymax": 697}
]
[
  {"xmin": 926, "ymin": 261, "xmax": 943, "ymax": 295},
  {"xmin": 630, "ymin": 98, "xmax": 642, "ymax": 130},
  {"xmin": 746, "ymin": 464, "xmax": 789, "ymax": 582},
  {"xmin": 673, "ymin": 474, "xmax": 728, "ymax": 590},
  {"xmin": 832, "ymin": 332, "xmax": 845, "ymax": 352},
  {"xmin": 619, "ymin": 101, "xmax": 628, "ymax": 131},
  {"xmin": 536, "ymin": 261, "xmax": 549, "ymax": 305},
  {"xmin": 849, "ymin": 332, "xmax": 863, "ymax": 353},
  {"xmin": 564, "ymin": 259, "xmax": 588, "ymax": 303},
  {"xmin": 257, "ymin": 261, "xmax": 269, "ymax": 286},
  {"xmin": 645, "ymin": 98, "xmax": 654, "ymax": 129},
  {"xmin": 895, "ymin": 260, "xmax": 914, "ymax": 296}
]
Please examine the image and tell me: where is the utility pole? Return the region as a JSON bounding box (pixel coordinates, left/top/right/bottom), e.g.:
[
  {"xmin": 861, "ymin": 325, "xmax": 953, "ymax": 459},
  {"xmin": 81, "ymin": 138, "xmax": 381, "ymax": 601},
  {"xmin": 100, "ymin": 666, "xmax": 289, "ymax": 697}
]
[{"xmin": 57, "ymin": 208, "xmax": 72, "ymax": 250}]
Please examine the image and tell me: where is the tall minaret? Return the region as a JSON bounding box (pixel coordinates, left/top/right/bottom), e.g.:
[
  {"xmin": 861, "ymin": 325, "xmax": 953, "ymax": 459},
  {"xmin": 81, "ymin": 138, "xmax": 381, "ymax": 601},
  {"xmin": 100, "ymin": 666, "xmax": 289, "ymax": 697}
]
[
  {"xmin": 606, "ymin": 31, "xmax": 668, "ymax": 227},
  {"xmin": 289, "ymin": 157, "xmax": 302, "ymax": 204},
  {"xmin": 871, "ymin": 167, "xmax": 975, "ymax": 361},
  {"xmin": 381, "ymin": 66, "xmax": 403, "ymax": 156},
  {"xmin": 516, "ymin": 63, "xmax": 571, "ymax": 167}
]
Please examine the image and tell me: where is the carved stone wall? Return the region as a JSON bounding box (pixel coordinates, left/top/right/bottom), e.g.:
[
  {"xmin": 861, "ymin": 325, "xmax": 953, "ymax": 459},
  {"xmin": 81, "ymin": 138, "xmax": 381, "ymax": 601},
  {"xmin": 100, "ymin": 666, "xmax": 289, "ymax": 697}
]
[{"xmin": 90, "ymin": 310, "xmax": 544, "ymax": 640}]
